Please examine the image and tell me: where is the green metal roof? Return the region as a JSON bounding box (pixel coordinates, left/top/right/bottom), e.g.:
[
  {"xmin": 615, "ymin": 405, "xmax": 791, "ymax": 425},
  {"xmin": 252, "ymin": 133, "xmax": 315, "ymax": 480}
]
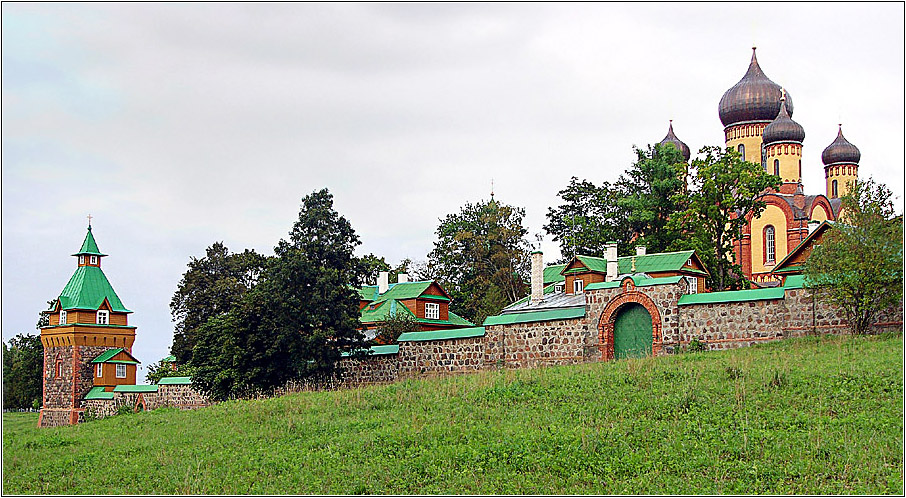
[
  {"xmin": 782, "ymin": 275, "xmax": 806, "ymax": 290},
  {"xmin": 57, "ymin": 265, "xmax": 131, "ymax": 312},
  {"xmin": 543, "ymin": 265, "xmax": 566, "ymax": 284},
  {"xmin": 84, "ymin": 386, "xmax": 115, "ymax": 400},
  {"xmin": 341, "ymin": 344, "xmax": 400, "ymax": 357},
  {"xmin": 373, "ymin": 281, "xmax": 437, "ymax": 303},
  {"xmin": 397, "ymin": 326, "xmax": 486, "ymax": 342},
  {"xmin": 157, "ymin": 376, "xmax": 192, "ymax": 385},
  {"xmin": 358, "ymin": 285, "xmax": 379, "ymax": 301},
  {"xmin": 423, "ymin": 311, "xmax": 473, "ymax": 327},
  {"xmin": 112, "ymin": 384, "xmax": 159, "ymax": 393},
  {"xmin": 483, "ymin": 306, "xmax": 586, "ymax": 326},
  {"xmin": 71, "ymin": 226, "xmax": 107, "ymax": 257},
  {"xmin": 359, "ymin": 299, "xmax": 417, "ymax": 323},
  {"xmin": 678, "ymin": 287, "xmax": 785, "ymax": 306},
  {"xmin": 91, "ymin": 348, "xmax": 140, "ymax": 364},
  {"xmin": 161, "ymin": 355, "xmax": 176, "ymax": 363},
  {"xmin": 563, "ymin": 251, "xmax": 704, "ymax": 277}
]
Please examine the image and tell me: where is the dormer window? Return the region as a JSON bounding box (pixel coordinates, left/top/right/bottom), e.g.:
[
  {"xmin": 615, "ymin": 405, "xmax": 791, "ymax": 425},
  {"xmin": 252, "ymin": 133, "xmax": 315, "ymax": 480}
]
[
  {"xmin": 90, "ymin": 255, "xmax": 98, "ymax": 265},
  {"xmin": 79, "ymin": 256, "xmax": 85, "ymax": 265},
  {"xmin": 573, "ymin": 279, "xmax": 584, "ymax": 294},
  {"xmin": 59, "ymin": 310, "xmax": 67, "ymax": 325},
  {"xmin": 425, "ymin": 302, "xmax": 440, "ymax": 320},
  {"xmin": 96, "ymin": 310, "xmax": 109, "ymax": 325}
]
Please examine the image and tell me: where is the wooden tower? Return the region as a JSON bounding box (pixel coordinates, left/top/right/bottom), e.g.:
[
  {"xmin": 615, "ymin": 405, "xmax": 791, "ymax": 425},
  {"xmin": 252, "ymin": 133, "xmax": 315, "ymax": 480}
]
[{"xmin": 38, "ymin": 224, "xmax": 136, "ymax": 427}]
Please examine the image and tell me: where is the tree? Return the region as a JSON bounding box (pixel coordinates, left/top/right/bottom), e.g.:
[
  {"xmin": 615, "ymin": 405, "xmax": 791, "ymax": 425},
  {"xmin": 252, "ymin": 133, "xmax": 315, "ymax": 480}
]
[
  {"xmin": 373, "ymin": 313, "xmax": 420, "ymax": 345},
  {"xmin": 145, "ymin": 357, "xmax": 196, "ymax": 384},
  {"xmin": 2, "ymin": 333, "xmax": 43, "ymax": 410},
  {"xmin": 544, "ymin": 177, "xmax": 632, "ymax": 261},
  {"xmin": 170, "ymin": 243, "xmax": 267, "ymax": 364},
  {"xmin": 426, "ymin": 198, "xmax": 530, "ymax": 324},
  {"xmin": 36, "ymin": 300, "xmax": 54, "ymax": 329},
  {"xmin": 357, "ymin": 255, "xmax": 417, "ymax": 286},
  {"xmin": 669, "ymin": 146, "xmax": 781, "ymax": 290},
  {"xmin": 189, "ymin": 189, "xmax": 368, "ymax": 400},
  {"xmin": 803, "ymin": 178, "xmax": 903, "ymax": 335},
  {"xmin": 616, "ymin": 143, "xmax": 690, "ymax": 254}
]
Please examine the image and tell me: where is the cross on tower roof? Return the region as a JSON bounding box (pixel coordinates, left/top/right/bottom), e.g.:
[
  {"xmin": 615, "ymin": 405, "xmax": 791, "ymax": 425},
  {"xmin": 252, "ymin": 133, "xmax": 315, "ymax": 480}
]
[{"xmin": 87, "ymin": 214, "xmax": 93, "ymax": 228}]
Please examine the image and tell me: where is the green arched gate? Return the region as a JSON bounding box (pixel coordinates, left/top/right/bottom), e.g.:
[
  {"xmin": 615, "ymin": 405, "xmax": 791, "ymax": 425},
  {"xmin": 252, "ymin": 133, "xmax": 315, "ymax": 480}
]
[{"xmin": 613, "ymin": 303, "xmax": 653, "ymax": 359}]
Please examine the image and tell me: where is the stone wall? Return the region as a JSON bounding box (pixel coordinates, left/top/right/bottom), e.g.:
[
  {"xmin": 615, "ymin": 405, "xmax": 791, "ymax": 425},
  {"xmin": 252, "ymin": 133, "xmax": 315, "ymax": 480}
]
[
  {"xmin": 80, "ymin": 384, "xmax": 212, "ymax": 422},
  {"xmin": 397, "ymin": 337, "xmax": 485, "ymax": 378},
  {"xmin": 40, "ymin": 345, "xmax": 113, "ymax": 427},
  {"xmin": 484, "ymin": 318, "xmax": 591, "ymax": 369},
  {"xmin": 337, "ymin": 354, "xmax": 399, "ymax": 386},
  {"xmin": 676, "ymin": 298, "xmax": 787, "ymax": 351}
]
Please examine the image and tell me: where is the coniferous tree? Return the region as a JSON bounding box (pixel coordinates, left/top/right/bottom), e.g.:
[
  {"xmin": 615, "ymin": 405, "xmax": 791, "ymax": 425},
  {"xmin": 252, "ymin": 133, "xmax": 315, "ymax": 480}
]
[{"xmin": 2, "ymin": 333, "xmax": 43, "ymax": 410}]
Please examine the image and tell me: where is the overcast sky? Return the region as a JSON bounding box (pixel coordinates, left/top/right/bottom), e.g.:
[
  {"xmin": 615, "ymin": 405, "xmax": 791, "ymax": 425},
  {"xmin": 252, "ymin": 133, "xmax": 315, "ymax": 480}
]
[{"xmin": 3, "ymin": 3, "xmax": 903, "ymax": 378}]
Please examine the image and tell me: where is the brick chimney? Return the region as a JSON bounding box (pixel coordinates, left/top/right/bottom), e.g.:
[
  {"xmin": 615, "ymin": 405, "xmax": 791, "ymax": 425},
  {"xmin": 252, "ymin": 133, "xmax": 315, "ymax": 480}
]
[
  {"xmin": 378, "ymin": 271, "xmax": 389, "ymax": 294},
  {"xmin": 530, "ymin": 250, "xmax": 544, "ymax": 304},
  {"xmin": 606, "ymin": 242, "xmax": 618, "ymax": 281}
]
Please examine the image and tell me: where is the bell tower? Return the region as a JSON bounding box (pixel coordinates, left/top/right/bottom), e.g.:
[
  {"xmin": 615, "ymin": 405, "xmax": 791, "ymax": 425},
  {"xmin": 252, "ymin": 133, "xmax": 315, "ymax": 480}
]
[
  {"xmin": 822, "ymin": 124, "xmax": 861, "ymax": 200},
  {"xmin": 38, "ymin": 223, "xmax": 136, "ymax": 427}
]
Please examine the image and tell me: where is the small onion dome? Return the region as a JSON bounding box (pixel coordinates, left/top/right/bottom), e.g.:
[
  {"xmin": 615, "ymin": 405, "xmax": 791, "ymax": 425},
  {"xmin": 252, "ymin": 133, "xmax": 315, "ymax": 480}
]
[
  {"xmin": 762, "ymin": 96, "xmax": 805, "ymax": 144},
  {"xmin": 822, "ymin": 125, "xmax": 861, "ymax": 165},
  {"xmin": 718, "ymin": 48, "xmax": 794, "ymax": 127},
  {"xmin": 658, "ymin": 120, "xmax": 691, "ymax": 161}
]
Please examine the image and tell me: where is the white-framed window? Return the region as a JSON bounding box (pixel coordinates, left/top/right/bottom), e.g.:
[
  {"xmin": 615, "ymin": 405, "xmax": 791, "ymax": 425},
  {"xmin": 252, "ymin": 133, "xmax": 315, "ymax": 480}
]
[
  {"xmin": 685, "ymin": 276, "xmax": 698, "ymax": 294},
  {"xmin": 79, "ymin": 255, "xmax": 85, "ymax": 265},
  {"xmin": 96, "ymin": 363, "xmax": 103, "ymax": 377},
  {"xmin": 573, "ymin": 279, "xmax": 584, "ymax": 293},
  {"xmin": 425, "ymin": 302, "xmax": 440, "ymax": 320},
  {"xmin": 765, "ymin": 226, "xmax": 776, "ymax": 263},
  {"xmin": 554, "ymin": 283, "xmax": 564, "ymax": 293},
  {"xmin": 96, "ymin": 310, "xmax": 109, "ymax": 325},
  {"xmin": 90, "ymin": 255, "xmax": 98, "ymax": 265},
  {"xmin": 59, "ymin": 310, "xmax": 67, "ymax": 325},
  {"xmin": 115, "ymin": 364, "xmax": 126, "ymax": 378}
]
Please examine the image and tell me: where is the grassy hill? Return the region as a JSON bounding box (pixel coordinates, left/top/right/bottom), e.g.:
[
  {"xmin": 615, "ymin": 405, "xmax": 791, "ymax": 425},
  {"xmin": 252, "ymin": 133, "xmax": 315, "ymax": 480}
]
[{"xmin": 3, "ymin": 333, "xmax": 902, "ymax": 494}]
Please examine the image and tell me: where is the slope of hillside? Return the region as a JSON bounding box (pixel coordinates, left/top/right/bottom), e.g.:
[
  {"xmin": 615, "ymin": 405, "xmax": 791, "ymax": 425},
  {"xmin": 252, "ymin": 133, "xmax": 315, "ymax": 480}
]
[{"xmin": 3, "ymin": 333, "xmax": 903, "ymax": 494}]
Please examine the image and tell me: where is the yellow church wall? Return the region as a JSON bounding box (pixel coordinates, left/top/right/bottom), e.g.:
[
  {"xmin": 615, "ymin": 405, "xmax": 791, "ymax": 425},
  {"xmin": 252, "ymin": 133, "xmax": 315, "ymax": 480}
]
[
  {"xmin": 725, "ymin": 123, "xmax": 767, "ymax": 164},
  {"xmin": 750, "ymin": 204, "xmax": 788, "ymax": 275},
  {"xmin": 765, "ymin": 143, "xmax": 802, "ymax": 184},
  {"xmin": 811, "ymin": 204, "xmax": 829, "ymax": 222}
]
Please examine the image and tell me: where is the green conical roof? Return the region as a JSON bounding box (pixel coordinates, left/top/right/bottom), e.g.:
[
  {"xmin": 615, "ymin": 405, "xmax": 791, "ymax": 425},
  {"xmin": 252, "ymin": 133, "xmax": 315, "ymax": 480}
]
[
  {"xmin": 57, "ymin": 265, "xmax": 131, "ymax": 312},
  {"xmin": 71, "ymin": 226, "xmax": 107, "ymax": 257}
]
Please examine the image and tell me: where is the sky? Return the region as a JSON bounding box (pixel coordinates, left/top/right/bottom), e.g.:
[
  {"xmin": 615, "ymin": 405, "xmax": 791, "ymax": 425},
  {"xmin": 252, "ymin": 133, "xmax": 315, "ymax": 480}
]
[{"xmin": 3, "ymin": 3, "xmax": 903, "ymax": 378}]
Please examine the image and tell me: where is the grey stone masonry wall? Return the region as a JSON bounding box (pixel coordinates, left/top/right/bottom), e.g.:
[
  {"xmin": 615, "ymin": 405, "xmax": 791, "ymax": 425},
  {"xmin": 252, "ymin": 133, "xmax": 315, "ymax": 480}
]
[
  {"xmin": 398, "ymin": 337, "xmax": 484, "ymax": 378},
  {"xmin": 40, "ymin": 345, "xmax": 113, "ymax": 427},
  {"xmin": 81, "ymin": 384, "xmax": 212, "ymax": 422},
  {"xmin": 676, "ymin": 298, "xmax": 787, "ymax": 351},
  {"xmin": 337, "ymin": 354, "xmax": 399, "ymax": 386},
  {"xmin": 484, "ymin": 318, "xmax": 591, "ymax": 369}
]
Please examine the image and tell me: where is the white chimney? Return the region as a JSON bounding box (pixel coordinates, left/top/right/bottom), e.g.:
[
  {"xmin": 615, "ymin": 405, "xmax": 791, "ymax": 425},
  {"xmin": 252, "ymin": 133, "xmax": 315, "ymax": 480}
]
[
  {"xmin": 530, "ymin": 250, "xmax": 544, "ymax": 303},
  {"xmin": 636, "ymin": 245, "xmax": 646, "ymax": 256},
  {"xmin": 606, "ymin": 242, "xmax": 619, "ymax": 281},
  {"xmin": 397, "ymin": 273, "xmax": 409, "ymax": 283},
  {"xmin": 378, "ymin": 271, "xmax": 389, "ymax": 294}
]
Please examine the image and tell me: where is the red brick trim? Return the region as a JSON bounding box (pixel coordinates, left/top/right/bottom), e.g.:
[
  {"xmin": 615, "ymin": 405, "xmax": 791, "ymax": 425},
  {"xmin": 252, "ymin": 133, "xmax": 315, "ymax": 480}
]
[{"xmin": 597, "ymin": 288, "xmax": 663, "ymax": 361}]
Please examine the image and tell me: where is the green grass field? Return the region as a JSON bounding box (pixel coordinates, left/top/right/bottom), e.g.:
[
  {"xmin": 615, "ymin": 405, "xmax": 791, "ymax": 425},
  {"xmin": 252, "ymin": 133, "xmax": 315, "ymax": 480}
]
[{"xmin": 3, "ymin": 333, "xmax": 903, "ymax": 494}]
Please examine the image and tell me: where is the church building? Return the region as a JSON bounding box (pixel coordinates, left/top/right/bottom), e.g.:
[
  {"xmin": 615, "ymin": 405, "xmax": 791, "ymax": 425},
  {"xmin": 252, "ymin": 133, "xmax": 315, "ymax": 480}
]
[{"xmin": 663, "ymin": 48, "xmax": 862, "ymax": 286}]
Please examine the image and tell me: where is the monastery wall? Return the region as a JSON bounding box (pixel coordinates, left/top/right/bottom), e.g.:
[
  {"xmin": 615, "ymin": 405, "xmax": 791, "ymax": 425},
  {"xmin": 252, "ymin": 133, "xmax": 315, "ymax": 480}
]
[
  {"xmin": 338, "ymin": 353, "xmax": 399, "ymax": 386},
  {"xmin": 397, "ymin": 336, "xmax": 485, "ymax": 378}
]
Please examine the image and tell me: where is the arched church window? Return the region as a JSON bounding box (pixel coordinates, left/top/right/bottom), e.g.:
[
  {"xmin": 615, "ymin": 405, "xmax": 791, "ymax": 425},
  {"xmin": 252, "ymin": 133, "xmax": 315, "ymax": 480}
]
[
  {"xmin": 773, "ymin": 159, "xmax": 780, "ymax": 176},
  {"xmin": 832, "ymin": 180, "xmax": 838, "ymax": 198},
  {"xmin": 765, "ymin": 226, "xmax": 776, "ymax": 263}
]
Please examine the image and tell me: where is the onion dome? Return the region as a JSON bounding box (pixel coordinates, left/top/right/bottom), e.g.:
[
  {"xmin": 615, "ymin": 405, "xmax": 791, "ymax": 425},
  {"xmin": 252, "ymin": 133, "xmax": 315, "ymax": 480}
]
[
  {"xmin": 658, "ymin": 120, "xmax": 691, "ymax": 161},
  {"xmin": 822, "ymin": 125, "xmax": 861, "ymax": 165},
  {"xmin": 718, "ymin": 48, "xmax": 794, "ymax": 127},
  {"xmin": 762, "ymin": 95, "xmax": 805, "ymax": 144}
]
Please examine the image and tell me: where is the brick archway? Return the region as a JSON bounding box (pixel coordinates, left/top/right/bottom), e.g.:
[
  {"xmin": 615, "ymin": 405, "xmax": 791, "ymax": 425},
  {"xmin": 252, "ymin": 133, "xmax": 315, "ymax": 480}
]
[{"xmin": 598, "ymin": 279, "xmax": 663, "ymax": 361}]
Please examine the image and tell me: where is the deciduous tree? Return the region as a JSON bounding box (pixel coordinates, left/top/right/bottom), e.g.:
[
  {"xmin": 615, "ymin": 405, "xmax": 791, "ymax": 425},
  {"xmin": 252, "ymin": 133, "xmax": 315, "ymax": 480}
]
[
  {"xmin": 803, "ymin": 178, "xmax": 903, "ymax": 335},
  {"xmin": 669, "ymin": 146, "xmax": 781, "ymax": 290},
  {"xmin": 2, "ymin": 333, "xmax": 43, "ymax": 410},
  {"xmin": 544, "ymin": 177, "xmax": 631, "ymax": 261},
  {"xmin": 426, "ymin": 198, "xmax": 530, "ymax": 325}
]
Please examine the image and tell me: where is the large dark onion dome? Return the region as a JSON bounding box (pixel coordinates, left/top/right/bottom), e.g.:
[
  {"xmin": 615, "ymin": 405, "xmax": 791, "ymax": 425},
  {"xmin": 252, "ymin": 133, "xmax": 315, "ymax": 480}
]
[
  {"xmin": 762, "ymin": 96, "xmax": 805, "ymax": 144},
  {"xmin": 658, "ymin": 120, "xmax": 691, "ymax": 161},
  {"xmin": 718, "ymin": 47, "xmax": 794, "ymax": 127},
  {"xmin": 822, "ymin": 125, "xmax": 861, "ymax": 165}
]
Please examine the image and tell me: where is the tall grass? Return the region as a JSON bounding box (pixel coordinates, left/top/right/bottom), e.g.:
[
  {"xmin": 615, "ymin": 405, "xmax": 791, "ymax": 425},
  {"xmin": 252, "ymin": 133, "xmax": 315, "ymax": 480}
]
[{"xmin": 3, "ymin": 333, "xmax": 902, "ymax": 494}]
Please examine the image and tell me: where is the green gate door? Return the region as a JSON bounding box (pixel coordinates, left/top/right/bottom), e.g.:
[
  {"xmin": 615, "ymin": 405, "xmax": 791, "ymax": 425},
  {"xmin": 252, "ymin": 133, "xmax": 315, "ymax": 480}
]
[{"xmin": 613, "ymin": 303, "xmax": 653, "ymax": 359}]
